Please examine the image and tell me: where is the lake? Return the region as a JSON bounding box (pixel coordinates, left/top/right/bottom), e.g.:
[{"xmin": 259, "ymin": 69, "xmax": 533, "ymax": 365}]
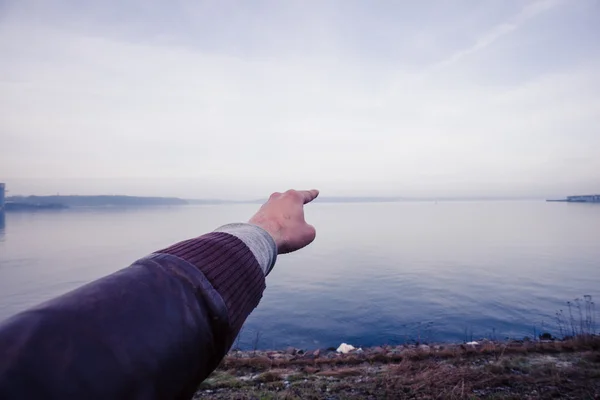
[{"xmin": 0, "ymin": 201, "xmax": 598, "ymax": 350}]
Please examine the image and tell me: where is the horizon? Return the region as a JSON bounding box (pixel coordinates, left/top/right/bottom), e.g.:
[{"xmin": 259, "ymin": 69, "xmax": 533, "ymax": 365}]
[
  {"xmin": 2, "ymin": 182, "xmax": 585, "ymax": 202},
  {"xmin": 1, "ymin": 177, "xmax": 598, "ymax": 201}
]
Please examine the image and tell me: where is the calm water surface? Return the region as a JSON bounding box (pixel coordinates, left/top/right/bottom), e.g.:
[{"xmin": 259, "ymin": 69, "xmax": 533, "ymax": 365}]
[{"xmin": 0, "ymin": 201, "xmax": 598, "ymax": 349}]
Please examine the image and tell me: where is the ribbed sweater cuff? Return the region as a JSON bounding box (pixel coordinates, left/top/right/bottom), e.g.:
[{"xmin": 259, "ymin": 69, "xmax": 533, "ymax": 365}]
[
  {"xmin": 156, "ymin": 232, "xmax": 265, "ymax": 333},
  {"xmin": 214, "ymin": 223, "xmax": 277, "ymax": 276}
]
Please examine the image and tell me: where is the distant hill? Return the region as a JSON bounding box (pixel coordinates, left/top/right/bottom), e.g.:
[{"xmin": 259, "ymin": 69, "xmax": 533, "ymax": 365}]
[
  {"xmin": 5, "ymin": 194, "xmax": 544, "ymax": 209},
  {"xmin": 7, "ymin": 195, "xmax": 188, "ymax": 207},
  {"xmin": 185, "ymin": 199, "xmax": 248, "ymax": 205}
]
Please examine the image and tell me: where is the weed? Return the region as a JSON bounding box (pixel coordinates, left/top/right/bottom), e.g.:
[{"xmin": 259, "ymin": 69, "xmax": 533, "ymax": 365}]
[{"xmin": 255, "ymin": 371, "xmax": 282, "ymax": 383}]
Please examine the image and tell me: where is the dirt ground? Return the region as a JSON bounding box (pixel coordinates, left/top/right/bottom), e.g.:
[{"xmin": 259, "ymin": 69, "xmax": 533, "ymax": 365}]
[{"xmin": 194, "ymin": 337, "xmax": 600, "ymax": 399}]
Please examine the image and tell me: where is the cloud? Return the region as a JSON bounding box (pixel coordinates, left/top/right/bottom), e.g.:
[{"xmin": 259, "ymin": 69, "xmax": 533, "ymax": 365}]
[
  {"xmin": 0, "ymin": 0, "xmax": 598, "ymax": 198},
  {"xmin": 433, "ymin": 0, "xmax": 565, "ymax": 70}
]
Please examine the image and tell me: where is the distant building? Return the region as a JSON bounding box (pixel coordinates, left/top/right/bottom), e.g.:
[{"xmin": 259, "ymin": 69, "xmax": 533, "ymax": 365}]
[
  {"xmin": 0, "ymin": 183, "xmax": 5, "ymax": 210},
  {"xmin": 566, "ymin": 194, "xmax": 600, "ymax": 203}
]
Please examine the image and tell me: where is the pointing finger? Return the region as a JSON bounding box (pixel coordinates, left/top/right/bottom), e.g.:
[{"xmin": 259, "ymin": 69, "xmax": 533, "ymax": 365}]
[{"xmin": 300, "ymin": 189, "xmax": 320, "ymax": 204}]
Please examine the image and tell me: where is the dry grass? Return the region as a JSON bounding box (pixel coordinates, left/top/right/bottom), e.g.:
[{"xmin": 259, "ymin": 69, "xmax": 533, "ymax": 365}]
[
  {"xmin": 199, "ymin": 296, "xmax": 600, "ymax": 398},
  {"xmin": 220, "ymin": 335, "xmax": 600, "ymax": 374},
  {"xmin": 254, "ymin": 371, "xmax": 282, "ymax": 383},
  {"xmin": 316, "ymin": 367, "xmax": 362, "ymax": 378},
  {"xmin": 196, "ymin": 336, "xmax": 600, "ymax": 399}
]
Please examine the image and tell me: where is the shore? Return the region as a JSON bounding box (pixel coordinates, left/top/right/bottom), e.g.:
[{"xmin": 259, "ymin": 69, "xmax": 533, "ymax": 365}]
[{"xmin": 194, "ymin": 336, "xmax": 600, "ymax": 399}]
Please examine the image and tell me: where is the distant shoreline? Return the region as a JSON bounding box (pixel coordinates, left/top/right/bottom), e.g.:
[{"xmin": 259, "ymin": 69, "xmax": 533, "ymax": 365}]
[
  {"xmin": 5, "ymin": 195, "xmax": 188, "ymax": 209},
  {"xmin": 5, "ymin": 194, "xmax": 593, "ymax": 212},
  {"xmin": 4, "ymin": 194, "xmax": 553, "ymax": 210},
  {"xmin": 546, "ymin": 194, "xmax": 600, "ymax": 203}
]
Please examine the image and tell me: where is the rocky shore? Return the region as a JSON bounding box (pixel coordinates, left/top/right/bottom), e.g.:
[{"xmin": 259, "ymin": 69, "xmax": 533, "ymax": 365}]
[{"xmin": 194, "ymin": 337, "xmax": 600, "ymax": 399}]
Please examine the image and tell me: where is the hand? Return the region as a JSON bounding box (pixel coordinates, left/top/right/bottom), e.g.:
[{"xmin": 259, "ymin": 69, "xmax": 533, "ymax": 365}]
[{"xmin": 249, "ymin": 189, "xmax": 319, "ymax": 254}]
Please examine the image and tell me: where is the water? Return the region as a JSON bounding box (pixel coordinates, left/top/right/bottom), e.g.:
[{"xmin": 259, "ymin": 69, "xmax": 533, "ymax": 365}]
[{"xmin": 0, "ymin": 201, "xmax": 598, "ymax": 350}]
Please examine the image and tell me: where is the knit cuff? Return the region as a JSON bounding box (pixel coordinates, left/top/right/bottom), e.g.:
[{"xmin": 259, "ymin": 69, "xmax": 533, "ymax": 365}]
[
  {"xmin": 156, "ymin": 232, "xmax": 266, "ymax": 334},
  {"xmin": 214, "ymin": 223, "xmax": 278, "ymax": 276}
]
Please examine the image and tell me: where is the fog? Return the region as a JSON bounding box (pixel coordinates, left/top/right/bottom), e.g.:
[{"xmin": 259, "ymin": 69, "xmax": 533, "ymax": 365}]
[{"xmin": 1, "ymin": 0, "xmax": 599, "ymax": 199}]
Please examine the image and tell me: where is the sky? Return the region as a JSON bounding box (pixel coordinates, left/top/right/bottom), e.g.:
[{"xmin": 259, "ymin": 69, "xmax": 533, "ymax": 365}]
[{"xmin": 0, "ymin": 0, "xmax": 599, "ymax": 199}]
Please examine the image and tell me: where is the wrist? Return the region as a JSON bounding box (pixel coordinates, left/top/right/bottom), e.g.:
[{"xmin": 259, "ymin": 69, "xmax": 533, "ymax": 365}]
[
  {"xmin": 214, "ymin": 223, "xmax": 278, "ymax": 275},
  {"xmin": 248, "ymin": 217, "xmax": 283, "ymax": 249}
]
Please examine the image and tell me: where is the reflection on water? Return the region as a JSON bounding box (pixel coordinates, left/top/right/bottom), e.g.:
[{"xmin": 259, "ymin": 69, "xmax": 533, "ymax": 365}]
[{"xmin": 0, "ymin": 212, "xmax": 5, "ymax": 240}]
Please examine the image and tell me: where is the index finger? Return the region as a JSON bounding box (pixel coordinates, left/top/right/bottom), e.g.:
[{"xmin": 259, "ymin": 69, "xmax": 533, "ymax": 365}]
[{"xmin": 300, "ymin": 189, "xmax": 320, "ymax": 204}]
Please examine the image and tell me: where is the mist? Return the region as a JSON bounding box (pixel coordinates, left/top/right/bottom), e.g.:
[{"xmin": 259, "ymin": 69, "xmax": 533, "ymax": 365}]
[{"xmin": 1, "ymin": 0, "xmax": 599, "ymax": 199}]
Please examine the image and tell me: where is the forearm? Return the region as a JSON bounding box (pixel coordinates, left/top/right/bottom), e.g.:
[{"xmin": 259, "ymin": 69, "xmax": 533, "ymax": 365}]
[
  {"xmin": 157, "ymin": 224, "xmax": 277, "ymax": 341},
  {"xmin": 0, "ymin": 225, "xmax": 276, "ymax": 399}
]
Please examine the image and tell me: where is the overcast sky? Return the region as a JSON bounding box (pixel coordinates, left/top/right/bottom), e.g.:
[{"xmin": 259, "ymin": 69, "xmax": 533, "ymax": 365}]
[{"xmin": 1, "ymin": 0, "xmax": 598, "ymax": 199}]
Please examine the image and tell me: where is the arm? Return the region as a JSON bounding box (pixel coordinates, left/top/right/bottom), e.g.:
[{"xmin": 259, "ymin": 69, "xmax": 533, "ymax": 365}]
[{"xmin": 0, "ymin": 189, "xmax": 319, "ymax": 400}]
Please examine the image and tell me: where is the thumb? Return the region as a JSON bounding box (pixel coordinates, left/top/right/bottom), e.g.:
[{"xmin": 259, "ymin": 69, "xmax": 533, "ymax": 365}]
[{"xmin": 302, "ymin": 223, "xmax": 316, "ymax": 246}]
